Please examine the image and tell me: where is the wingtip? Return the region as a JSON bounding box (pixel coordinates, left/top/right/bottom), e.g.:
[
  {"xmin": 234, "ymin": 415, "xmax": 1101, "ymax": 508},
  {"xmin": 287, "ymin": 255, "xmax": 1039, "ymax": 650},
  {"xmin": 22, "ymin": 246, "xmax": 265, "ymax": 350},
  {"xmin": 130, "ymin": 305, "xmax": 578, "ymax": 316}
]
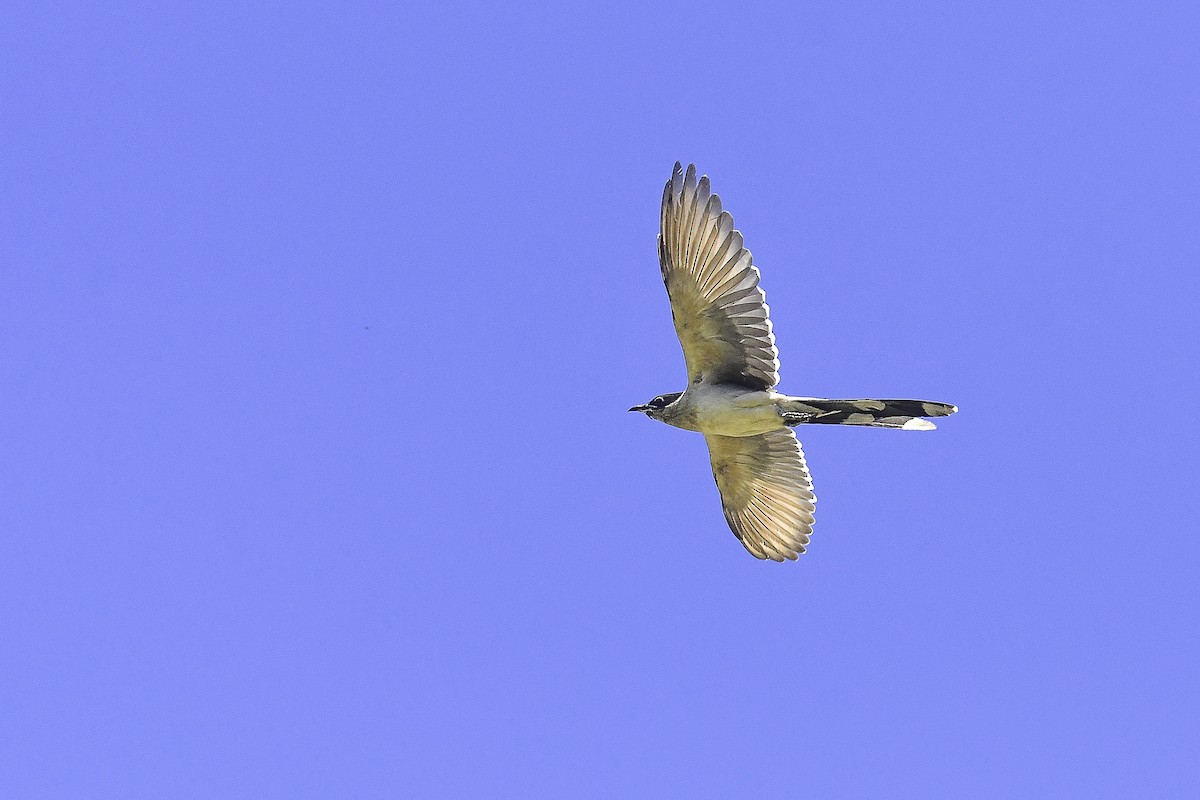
[{"xmin": 670, "ymin": 162, "xmax": 684, "ymax": 198}]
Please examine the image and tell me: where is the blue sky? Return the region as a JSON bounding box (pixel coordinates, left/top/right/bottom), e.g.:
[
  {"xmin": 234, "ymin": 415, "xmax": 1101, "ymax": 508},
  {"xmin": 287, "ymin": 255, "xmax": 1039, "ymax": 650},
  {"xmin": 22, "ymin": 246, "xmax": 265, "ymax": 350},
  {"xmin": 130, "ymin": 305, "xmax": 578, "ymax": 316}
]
[{"xmin": 3, "ymin": 2, "xmax": 1198, "ymax": 797}]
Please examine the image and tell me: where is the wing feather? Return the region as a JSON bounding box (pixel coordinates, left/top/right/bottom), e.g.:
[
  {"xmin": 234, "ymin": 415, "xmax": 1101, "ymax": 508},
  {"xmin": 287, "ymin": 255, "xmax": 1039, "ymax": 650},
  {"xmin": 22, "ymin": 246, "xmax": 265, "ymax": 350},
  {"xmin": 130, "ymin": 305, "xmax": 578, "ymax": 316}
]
[
  {"xmin": 705, "ymin": 429, "xmax": 817, "ymax": 561},
  {"xmin": 659, "ymin": 162, "xmax": 780, "ymax": 389}
]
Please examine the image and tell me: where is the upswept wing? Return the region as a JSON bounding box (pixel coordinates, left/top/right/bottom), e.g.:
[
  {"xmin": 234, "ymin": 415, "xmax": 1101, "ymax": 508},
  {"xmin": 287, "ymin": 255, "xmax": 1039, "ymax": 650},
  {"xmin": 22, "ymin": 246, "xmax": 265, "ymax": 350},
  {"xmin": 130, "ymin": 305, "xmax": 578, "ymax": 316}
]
[
  {"xmin": 658, "ymin": 162, "xmax": 780, "ymax": 390},
  {"xmin": 705, "ymin": 429, "xmax": 816, "ymax": 561}
]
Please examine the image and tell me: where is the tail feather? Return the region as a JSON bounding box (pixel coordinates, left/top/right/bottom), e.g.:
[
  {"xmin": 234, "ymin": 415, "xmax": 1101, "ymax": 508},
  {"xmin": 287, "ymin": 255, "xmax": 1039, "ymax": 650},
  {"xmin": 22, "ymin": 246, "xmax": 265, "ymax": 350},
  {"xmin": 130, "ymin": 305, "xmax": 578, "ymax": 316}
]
[{"xmin": 779, "ymin": 398, "xmax": 958, "ymax": 430}]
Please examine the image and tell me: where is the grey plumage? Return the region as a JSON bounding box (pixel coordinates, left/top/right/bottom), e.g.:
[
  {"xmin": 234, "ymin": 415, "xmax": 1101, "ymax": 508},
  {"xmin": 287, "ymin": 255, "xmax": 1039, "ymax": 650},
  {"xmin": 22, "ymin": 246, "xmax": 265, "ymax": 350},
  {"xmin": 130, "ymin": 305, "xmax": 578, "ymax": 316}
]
[{"xmin": 631, "ymin": 162, "xmax": 957, "ymax": 561}]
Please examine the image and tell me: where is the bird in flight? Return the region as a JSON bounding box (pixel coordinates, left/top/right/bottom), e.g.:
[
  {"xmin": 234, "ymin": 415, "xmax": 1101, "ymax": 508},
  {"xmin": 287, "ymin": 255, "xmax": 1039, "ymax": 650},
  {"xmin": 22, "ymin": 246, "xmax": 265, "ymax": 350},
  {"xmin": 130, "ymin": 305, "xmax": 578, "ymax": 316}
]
[{"xmin": 631, "ymin": 163, "xmax": 957, "ymax": 561}]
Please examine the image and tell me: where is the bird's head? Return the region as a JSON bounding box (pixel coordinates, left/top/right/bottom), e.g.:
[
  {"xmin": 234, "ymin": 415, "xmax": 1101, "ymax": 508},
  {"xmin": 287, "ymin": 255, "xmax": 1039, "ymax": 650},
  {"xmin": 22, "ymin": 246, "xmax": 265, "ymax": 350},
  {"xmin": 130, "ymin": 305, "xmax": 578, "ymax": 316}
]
[{"xmin": 629, "ymin": 392, "xmax": 683, "ymax": 419}]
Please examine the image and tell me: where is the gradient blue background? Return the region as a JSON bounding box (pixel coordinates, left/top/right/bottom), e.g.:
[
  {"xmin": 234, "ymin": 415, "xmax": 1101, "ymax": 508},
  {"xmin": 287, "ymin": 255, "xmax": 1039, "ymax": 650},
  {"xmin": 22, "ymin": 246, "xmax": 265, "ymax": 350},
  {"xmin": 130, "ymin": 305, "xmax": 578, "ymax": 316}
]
[{"xmin": 4, "ymin": 3, "xmax": 1198, "ymax": 797}]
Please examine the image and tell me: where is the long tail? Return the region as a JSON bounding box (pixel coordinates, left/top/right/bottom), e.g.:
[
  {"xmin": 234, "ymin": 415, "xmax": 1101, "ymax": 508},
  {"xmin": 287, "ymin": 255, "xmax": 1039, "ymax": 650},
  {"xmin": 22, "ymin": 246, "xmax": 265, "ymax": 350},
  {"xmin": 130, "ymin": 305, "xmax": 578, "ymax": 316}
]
[{"xmin": 779, "ymin": 397, "xmax": 958, "ymax": 431}]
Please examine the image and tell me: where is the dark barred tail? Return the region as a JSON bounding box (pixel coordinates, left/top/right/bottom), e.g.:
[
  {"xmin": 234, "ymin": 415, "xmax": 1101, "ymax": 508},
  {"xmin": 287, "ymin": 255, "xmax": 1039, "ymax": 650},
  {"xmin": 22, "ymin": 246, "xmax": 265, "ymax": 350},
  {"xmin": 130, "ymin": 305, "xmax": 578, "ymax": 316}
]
[{"xmin": 779, "ymin": 397, "xmax": 958, "ymax": 431}]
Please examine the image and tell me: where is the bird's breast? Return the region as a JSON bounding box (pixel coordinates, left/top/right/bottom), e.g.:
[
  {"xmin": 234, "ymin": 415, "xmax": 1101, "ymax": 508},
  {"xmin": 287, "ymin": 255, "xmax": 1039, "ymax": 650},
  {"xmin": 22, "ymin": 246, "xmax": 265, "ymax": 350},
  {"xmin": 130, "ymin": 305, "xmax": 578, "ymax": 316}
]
[{"xmin": 669, "ymin": 385, "xmax": 785, "ymax": 437}]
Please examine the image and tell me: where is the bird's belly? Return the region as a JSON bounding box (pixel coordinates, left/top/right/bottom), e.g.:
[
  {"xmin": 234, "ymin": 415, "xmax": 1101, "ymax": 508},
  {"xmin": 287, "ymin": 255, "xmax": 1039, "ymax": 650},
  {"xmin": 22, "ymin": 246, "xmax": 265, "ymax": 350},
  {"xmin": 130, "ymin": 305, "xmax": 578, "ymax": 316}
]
[{"xmin": 680, "ymin": 388, "xmax": 785, "ymax": 437}]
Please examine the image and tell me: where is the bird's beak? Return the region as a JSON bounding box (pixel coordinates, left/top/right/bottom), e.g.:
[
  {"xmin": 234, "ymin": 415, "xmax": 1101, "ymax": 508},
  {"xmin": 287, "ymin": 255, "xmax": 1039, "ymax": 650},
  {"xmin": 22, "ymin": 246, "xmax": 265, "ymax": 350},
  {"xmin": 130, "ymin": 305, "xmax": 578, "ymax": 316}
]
[{"xmin": 629, "ymin": 404, "xmax": 649, "ymax": 413}]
